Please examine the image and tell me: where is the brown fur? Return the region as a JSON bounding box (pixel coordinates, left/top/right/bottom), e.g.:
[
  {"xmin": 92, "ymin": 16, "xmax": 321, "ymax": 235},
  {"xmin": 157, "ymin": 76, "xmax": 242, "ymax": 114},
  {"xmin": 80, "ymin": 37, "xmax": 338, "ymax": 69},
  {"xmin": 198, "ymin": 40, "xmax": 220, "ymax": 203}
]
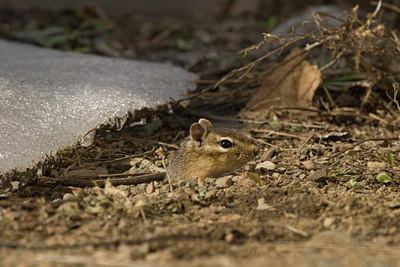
[{"xmin": 167, "ymin": 119, "xmax": 258, "ymax": 180}]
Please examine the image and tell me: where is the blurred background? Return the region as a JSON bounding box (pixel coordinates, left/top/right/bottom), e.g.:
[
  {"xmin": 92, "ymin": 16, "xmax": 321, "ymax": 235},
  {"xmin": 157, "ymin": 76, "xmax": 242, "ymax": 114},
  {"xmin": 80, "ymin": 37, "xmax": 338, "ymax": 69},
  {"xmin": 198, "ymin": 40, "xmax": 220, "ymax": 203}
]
[
  {"xmin": 1, "ymin": 0, "xmax": 397, "ymax": 104},
  {"xmin": 0, "ymin": 0, "xmax": 382, "ymax": 18}
]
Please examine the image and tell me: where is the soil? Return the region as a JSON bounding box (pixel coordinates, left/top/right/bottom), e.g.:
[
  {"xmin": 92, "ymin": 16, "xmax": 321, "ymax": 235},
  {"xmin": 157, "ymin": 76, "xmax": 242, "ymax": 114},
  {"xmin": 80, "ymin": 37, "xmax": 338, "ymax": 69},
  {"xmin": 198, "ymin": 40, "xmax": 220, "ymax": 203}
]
[{"xmin": 1, "ymin": 2, "xmax": 400, "ymax": 266}]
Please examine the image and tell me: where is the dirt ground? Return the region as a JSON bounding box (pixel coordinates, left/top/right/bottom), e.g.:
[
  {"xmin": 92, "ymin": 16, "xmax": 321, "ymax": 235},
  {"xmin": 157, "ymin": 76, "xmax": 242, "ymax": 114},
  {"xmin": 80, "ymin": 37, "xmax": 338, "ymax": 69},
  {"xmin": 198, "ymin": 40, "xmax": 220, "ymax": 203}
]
[
  {"xmin": 1, "ymin": 1, "xmax": 400, "ymax": 266},
  {"xmin": 3, "ymin": 109, "xmax": 400, "ymax": 266}
]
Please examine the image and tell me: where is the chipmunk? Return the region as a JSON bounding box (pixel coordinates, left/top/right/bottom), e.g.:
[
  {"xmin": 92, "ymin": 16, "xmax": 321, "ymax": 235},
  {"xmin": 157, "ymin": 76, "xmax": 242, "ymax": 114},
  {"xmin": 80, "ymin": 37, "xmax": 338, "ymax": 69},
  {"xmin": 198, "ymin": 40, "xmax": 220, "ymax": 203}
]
[
  {"xmin": 167, "ymin": 118, "xmax": 258, "ymax": 180},
  {"xmin": 37, "ymin": 118, "xmax": 258, "ymax": 188}
]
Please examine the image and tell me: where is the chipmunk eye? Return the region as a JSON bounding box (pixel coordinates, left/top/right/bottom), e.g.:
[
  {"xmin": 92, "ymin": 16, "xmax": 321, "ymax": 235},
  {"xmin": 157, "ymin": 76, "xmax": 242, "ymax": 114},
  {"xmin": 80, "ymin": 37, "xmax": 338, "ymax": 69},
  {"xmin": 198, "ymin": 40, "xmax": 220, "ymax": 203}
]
[{"xmin": 220, "ymin": 139, "xmax": 234, "ymax": 148}]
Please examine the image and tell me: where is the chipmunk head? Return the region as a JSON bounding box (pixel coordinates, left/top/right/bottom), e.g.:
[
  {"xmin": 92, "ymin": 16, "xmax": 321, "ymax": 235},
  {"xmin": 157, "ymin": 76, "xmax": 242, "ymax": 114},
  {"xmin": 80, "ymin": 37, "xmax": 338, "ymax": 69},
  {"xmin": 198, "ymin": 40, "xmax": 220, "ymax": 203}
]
[
  {"xmin": 168, "ymin": 118, "xmax": 258, "ymax": 180},
  {"xmin": 189, "ymin": 118, "xmax": 251, "ymax": 152}
]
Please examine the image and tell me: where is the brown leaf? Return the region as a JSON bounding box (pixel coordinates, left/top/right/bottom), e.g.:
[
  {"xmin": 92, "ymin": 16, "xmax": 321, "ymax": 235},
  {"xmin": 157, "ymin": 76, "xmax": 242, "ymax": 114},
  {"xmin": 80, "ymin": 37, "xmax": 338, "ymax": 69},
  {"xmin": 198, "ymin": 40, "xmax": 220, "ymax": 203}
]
[{"xmin": 241, "ymin": 48, "xmax": 321, "ymax": 117}]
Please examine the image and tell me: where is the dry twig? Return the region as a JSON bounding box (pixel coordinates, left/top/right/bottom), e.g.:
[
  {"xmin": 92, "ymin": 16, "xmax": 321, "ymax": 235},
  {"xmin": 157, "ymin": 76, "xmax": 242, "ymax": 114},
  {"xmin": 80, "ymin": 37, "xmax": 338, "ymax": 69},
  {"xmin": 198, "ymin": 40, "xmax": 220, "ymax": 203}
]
[
  {"xmin": 161, "ymin": 156, "xmax": 173, "ymax": 193},
  {"xmin": 387, "ymin": 83, "xmax": 400, "ymax": 112},
  {"xmin": 283, "ymin": 130, "xmax": 315, "ymax": 176},
  {"xmin": 253, "ymin": 129, "xmax": 303, "ymax": 140},
  {"xmin": 37, "ymin": 172, "xmax": 166, "ymax": 187}
]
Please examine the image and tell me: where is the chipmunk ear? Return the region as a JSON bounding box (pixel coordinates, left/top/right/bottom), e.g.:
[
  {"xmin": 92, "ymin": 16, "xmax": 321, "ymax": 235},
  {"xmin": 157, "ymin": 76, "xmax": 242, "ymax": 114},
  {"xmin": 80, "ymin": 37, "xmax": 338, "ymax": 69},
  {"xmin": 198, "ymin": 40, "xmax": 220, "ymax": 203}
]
[
  {"xmin": 198, "ymin": 118, "xmax": 213, "ymax": 130},
  {"xmin": 190, "ymin": 122, "xmax": 208, "ymax": 142},
  {"xmin": 190, "ymin": 118, "xmax": 212, "ymax": 143}
]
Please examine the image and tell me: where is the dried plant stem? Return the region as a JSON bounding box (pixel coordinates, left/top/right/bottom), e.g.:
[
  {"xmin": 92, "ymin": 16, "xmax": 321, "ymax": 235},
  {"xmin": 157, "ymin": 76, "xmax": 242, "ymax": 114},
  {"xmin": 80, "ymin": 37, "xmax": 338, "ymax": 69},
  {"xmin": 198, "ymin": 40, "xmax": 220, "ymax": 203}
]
[
  {"xmin": 388, "ymin": 83, "xmax": 400, "ymax": 112},
  {"xmin": 251, "ymin": 137, "xmax": 280, "ymax": 149},
  {"xmin": 322, "ymin": 84, "xmax": 335, "ymax": 108},
  {"xmin": 98, "ymin": 172, "xmax": 151, "ymax": 178},
  {"xmin": 253, "ymin": 129, "xmax": 302, "ymax": 140},
  {"xmin": 162, "ymin": 156, "xmax": 173, "ymax": 193},
  {"xmin": 371, "ymin": 0, "xmax": 382, "ymax": 17},
  {"xmin": 319, "ymin": 51, "xmax": 343, "ymax": 72},
  {"xmin": 140, "ymin": 207, "xmax": 148, "ymax": 224},
  {"xmin": 371, "ymin": 1, "xmax": 400, "ymax": 14},
  {"xmin": 180, "ymin": 36, "xmax": 304, "ymax": 102},
  {"xmin": 286, "ymin": 225, "xmax": 309, "ymax": 237},
  {"xmin": 283, "ymin": 130, "xmax": 315, "ymax": 176}
]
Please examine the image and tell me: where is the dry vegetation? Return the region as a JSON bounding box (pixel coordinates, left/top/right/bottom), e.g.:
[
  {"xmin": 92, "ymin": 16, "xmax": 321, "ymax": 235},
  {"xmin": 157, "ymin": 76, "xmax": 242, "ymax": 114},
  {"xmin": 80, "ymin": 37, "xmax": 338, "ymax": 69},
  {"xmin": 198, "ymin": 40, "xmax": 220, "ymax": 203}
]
[{"xmin": 1, "ymin": 1, "xmax": 400, "ymax": 266}]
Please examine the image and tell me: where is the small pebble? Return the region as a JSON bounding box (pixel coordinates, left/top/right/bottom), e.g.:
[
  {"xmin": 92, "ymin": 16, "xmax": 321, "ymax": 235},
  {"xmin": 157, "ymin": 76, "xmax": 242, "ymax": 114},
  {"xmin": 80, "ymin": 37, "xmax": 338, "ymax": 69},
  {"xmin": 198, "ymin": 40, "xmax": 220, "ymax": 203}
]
[
  {"xmin": 191, "ymin": 193, "xmax": 200, "ymax": 201},
  {"xmin": 63, "ymin": 193, "xmax": 79, "ymax": 201},
  {"xmin": 302, "ymin": 160, "xmax": 315, "ymax": 170},
  {"xmin": 323, "ymin": 217, "xmax": 336, "ymax": 228},
  {"xmin": 232, "ymin": 175, "xmax": 242, "ymax": 182},
  {"xmin": 238, "ymin": 177, "xmax": 256, "ymax": 187},
  {"xmin": 152, "ymin": 189, "xmax": 160, "ymax": 196},
  {"xmin": 161, "ymin": 184, "xmax": 170, "ymax": 192},
  {"xmin": 225, "ymin": 232, "xmax": 235, "ymax": 243},
  {"xmin": 205, "ymin": 190, "xmax": 216, "ymax": 199},
  {"xmin": 146, "ymin": 182, "xmax": 154, "ymax": 194},
  {"xmin": 272, "ymin": 173, "xmax": 280, "ymax": 179},
  {"xmin": 256, "ymin": 161, "xmax": 276, "ymax": 171},
  {"xmin": 10, "ymin": 181, "xmax": 20, "ymax": 190},
  {"xmin": 293, "ymin": 170, "xmax": 304, "ymax": 177},
  {"xmin": 178, "ymin": 179, "xmax": 198, "ymax": 188},
  {"xmin": 367, "ymin": 161, "xmax": 386, "ymax": 169},
  {"xmin": 215, "ymin": 176, "xmax": 233, "ymax": 188},
  {"xmin": 256, "ymin": 198, "xmax": 275, "ymax": 210},
  {"xmin": 57, "ymin": 202, "xmax": 78, "ymax": 212}
]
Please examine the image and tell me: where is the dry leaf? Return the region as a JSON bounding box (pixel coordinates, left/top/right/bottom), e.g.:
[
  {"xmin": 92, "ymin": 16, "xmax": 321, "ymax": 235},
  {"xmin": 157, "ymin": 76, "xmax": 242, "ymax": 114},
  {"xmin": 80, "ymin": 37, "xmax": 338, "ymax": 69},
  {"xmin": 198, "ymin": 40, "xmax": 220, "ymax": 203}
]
[{"xmin": 241, "ymin": 48, "xmax": 321, "ymax": 118}]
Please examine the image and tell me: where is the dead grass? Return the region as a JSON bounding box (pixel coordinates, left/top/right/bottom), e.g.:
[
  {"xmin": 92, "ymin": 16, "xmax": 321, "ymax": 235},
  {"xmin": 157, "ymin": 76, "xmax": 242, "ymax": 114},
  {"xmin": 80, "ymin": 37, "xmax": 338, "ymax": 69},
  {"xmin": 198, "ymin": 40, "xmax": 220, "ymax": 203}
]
[{"xmin": 213, "ymin": 0, "xmax": 400, "ymax": 117}]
